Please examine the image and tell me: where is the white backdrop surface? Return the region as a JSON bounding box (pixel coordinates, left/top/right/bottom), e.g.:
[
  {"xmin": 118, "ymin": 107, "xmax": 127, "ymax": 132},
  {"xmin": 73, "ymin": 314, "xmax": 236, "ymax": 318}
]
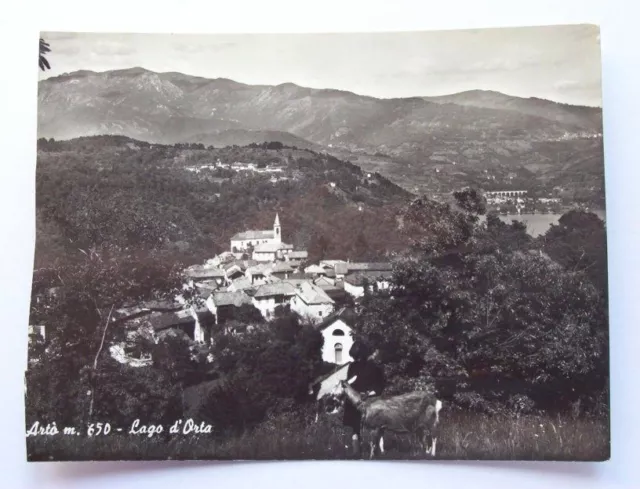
[{"xmin": 0, "ymin": 1, "xmax": 638, "ymax": 487}]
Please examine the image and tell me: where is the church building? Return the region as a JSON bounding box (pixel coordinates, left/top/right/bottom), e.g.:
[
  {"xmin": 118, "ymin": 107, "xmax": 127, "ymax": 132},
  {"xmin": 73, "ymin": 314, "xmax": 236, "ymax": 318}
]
[{"xmin": 230, "ymin": 214, "xmax": 282, "ymax": 253}]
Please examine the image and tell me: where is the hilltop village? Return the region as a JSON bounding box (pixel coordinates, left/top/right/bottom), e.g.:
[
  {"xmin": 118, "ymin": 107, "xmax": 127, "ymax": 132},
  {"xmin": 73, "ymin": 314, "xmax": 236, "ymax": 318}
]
[{"xmin": 101, "ymin": 214, "xmax": 393, "ymax": 369}]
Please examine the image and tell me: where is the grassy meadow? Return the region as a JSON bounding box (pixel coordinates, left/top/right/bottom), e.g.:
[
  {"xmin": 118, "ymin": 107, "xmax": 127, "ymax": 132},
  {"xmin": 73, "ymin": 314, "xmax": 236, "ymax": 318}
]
[{"xmin": 26, "ymin": 411, "xmax": 609, "ymax": 462}]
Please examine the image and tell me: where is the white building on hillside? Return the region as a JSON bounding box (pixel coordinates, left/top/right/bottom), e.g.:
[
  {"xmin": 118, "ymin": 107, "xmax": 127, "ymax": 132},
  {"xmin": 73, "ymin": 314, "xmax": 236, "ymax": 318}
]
[
  {"xmin": 315, "ymin": 307, "xmax": 356, "ymax": 364},
  {"xmin": 245, "ymin": 263, "xmax": 276, "ymax": 285},
  {"xmin": 251, "ymin": 282, "xmax": 297, "ymax": 320},
  {"xmin": 304, "ymin": 264, "xmax": 328, "ymax": 276},
  {"xmin": 184, "ymin": 265, "xmax": 226, "ymax": 287},
  {"xmin": 230, "ymin": 214, "xmax": 282, "ymax": 252},
  {"xmin": 343, "ymin": 271, "xmax": 393, "ymax": 298},
  {"xmin": 270, "ymin": 262, "xmax": 294, "ymax": 280},
  {"xmin": 252, "ymin": 241, "xmax": 294, "ymax": 262},
  {"xmin": 290, "ymin": 281, "xmax": 335, "ymax": 323},
  {"xmin": 206, "ymin": 291, "xmax": 253, "ymax": 325},
  {"xmin": 334, "ymin": 262, "xmax": 392, "ymax": 280},
  {"xmin": 286, "ymin": 250, "xmax": 308, "ymax": 268}
]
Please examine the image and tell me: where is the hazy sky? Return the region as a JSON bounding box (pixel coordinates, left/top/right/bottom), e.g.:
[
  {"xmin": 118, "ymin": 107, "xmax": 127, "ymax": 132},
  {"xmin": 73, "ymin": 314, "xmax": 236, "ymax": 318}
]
[{"xmin": 41, "ymin": 25, "xmax": 602, "ymax": 106}]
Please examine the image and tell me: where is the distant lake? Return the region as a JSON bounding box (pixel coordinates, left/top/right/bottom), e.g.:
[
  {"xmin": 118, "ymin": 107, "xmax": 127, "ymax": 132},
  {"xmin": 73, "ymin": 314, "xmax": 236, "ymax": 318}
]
[{"xmin": 495, "ymin": 210, "xmax": 606, "ymax": 237}]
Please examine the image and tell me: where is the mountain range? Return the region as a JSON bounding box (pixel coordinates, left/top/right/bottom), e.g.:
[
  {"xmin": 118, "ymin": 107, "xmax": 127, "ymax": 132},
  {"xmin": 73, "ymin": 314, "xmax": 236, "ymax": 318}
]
[{"xmin": 37, "ymin": 67, "xmax": 605, "ymax": 201}]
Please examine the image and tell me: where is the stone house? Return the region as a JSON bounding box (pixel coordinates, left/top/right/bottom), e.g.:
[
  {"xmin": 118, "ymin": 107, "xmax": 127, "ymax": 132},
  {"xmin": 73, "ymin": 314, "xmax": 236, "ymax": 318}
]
[{"xmin": 290, "ymin": 281, "xmax": 335, "ymax": 323}]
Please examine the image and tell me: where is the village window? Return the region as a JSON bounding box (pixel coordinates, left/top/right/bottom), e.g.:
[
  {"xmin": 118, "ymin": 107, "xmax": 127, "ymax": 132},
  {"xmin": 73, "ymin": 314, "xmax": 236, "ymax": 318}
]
[
  {"xmin": 335, "ymin": 343, "xmax": 343, "ymax": 364},
  {"xmin": 318, "ymin": 311, "xmax": 323, "ymax": 317},
  {"xmin": 332, "ymin": 329, "xmax": 345, "ymax": 336}
]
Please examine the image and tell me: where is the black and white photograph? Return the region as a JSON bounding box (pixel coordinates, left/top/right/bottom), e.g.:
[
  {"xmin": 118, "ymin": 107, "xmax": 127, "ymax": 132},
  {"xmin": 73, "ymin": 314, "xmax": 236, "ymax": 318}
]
[{"xmin": 26, "ymin": 24, "xmax": 609, "ymax": 461}]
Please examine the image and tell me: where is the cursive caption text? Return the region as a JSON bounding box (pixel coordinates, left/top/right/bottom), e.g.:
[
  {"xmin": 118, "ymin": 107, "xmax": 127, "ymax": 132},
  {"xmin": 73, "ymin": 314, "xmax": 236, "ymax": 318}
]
[{"xmin": 25, "ymin": 419, "xmax": 213, "ymax": 438}]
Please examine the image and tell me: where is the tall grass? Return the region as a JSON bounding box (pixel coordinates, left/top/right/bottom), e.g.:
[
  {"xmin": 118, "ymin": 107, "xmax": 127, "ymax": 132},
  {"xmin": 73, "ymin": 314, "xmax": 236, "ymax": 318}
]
[{"xmin": 26, "ymin": 412, "xmax": 609, "ymax": 462}]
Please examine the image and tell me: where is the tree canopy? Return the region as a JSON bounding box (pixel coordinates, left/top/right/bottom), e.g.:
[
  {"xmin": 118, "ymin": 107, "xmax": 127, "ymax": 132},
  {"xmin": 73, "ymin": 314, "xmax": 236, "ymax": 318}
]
[
  {"xmin": 39, "ymin": 38, "xmax": 51, "ymax": 71},
  {"xmin": 356, "ymin": 200, "xmax": 608, "ymax": 415}
]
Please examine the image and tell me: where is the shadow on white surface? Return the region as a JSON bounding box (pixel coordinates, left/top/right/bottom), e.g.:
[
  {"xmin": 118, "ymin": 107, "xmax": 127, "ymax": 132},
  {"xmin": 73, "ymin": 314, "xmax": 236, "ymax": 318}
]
[{"xmin": 36, "ymin": 459, "xmax": 605, "ymax": 482}]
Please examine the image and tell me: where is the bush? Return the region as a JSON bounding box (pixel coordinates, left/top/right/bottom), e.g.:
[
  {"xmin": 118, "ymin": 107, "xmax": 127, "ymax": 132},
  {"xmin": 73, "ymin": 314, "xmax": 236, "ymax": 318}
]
[
  {"xmin": 357, "ymin": 202, "xmax": 608, "ymax": 415},
  {"xmin": 192, "ymin": 312, "xmax": 324, "ymax": 432}
]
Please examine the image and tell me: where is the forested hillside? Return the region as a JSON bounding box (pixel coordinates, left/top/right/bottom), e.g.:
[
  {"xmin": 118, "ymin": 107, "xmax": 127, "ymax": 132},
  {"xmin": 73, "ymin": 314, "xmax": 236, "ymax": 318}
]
[{"xmin": 35, "ymin": 136, "xmax": 411, "ymax": 268}]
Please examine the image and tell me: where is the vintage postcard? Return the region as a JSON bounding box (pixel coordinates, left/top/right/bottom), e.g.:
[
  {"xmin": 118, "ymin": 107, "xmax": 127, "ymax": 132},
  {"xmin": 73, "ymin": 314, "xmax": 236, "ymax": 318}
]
[{"xmin": 27, "ymin": 24, "xmax": 609, "ymax": 461}]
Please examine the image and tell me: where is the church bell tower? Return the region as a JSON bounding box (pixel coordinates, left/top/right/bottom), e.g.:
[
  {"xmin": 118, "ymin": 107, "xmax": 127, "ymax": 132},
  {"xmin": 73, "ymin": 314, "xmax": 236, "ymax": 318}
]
[{"xmin": 273, "ymin": 213, "xmax": 281, "ymax": 243}]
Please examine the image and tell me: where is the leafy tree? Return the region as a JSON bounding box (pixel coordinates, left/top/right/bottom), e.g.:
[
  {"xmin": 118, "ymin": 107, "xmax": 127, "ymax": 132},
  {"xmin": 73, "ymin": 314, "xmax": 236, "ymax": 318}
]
[
  {"xmin": 398, "ymin": 197, "xmax": 476, "ymax": 255},
  {"xmin": 476, "ymin": 212, "xmax": 533, "ymax": 254},
  {"xmin": 39, "ymin": 38, "xmax": 51, "ymax": 71},
  {"xmin": 539, "ymin": 210, "xmax": 608, "ymax": 293},
  {"xmin": 454, "ymin": 187, "xmax": 487, "ymax": 215},
  {"xmin": 198, "ymin": 313, "xmax": 324, "ymax": 432},
  {"xmin": 26, "ymin": 248, "xmax": 185, "ymax": 426},
  {"xmin": 90, "ymin": 357, "xmax": 184, "ymax": 427},
  {"xmin": 234, "ymin": 303, "xmax": 264, "ymax": 324},
  {"xmin": 357, "ymin": 200, "xmax": 608, "ymax": 415}
]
